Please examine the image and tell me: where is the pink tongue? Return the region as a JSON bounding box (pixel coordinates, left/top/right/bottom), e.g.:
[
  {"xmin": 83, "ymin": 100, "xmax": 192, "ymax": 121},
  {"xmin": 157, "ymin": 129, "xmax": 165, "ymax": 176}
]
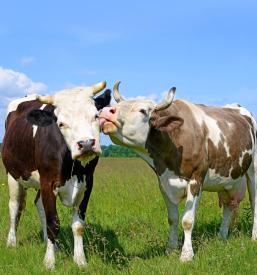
[{"xmin": 99, "ymin": 117, "xmax": 107, "ymax": 129}]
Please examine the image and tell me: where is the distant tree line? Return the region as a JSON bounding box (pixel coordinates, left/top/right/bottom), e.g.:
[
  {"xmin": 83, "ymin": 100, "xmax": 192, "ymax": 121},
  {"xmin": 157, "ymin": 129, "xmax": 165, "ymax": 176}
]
[
  {"xmin": 101, "ymin": 145, "xmax": 138, "ymax": 157},
  {"xmin": 0, "ymin": 143, "xmax": 138, "ymax": 158}
]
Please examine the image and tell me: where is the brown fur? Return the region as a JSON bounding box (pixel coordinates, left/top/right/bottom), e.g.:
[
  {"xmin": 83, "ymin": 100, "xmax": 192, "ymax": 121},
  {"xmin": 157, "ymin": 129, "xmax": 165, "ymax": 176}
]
[{"xmin": 147, "ymin": 100, "xmax": 254, "ymax": 196}]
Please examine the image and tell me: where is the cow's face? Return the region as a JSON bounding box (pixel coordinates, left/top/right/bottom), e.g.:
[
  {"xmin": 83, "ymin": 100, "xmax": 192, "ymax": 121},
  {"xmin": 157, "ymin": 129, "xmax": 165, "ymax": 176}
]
[
  {"xmin": 27, "ymin": 82, "xmax": 111, "ymax": 162},
  {"xmin": 99, "ymin": 82, "xmax": 176, "ymax": 151}
]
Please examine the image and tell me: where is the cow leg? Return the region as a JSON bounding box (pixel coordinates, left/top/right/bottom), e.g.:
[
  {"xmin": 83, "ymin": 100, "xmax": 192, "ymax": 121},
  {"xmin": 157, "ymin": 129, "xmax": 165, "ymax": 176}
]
[
  {"xmin": 78, "ymin": 175, "xmax": 93, "ymax": 220},
  {"xmin": 252, "ymin": 149, "xmax": 257, "ymax": 240},
  {"xmin": 180, "ymin": 181, "xmax": 201, "ymax": 262},
  {"xmin": 246, "ymin": 163, "xmax": 255, "ymax": 214},
  {"xmin": 41, "ymin": 183, "xmax": 59, "ymax": 269},
  {"xmin": 72, "ymin": 208, "xmax": 87, "ymax": 267},
  {"xmin": 162, "ymin": 196, "xmax": 179, "ymax": 251},
  {"xmin": 218, "ymin": 205, "xmax": 233, "ymax": 239},
  {"xmin": 7, "ymin": 173, "xmax": 27, "ymax": 247},
  {"xmin": 34, "ymin": 191, "xmax": 47, "ymax": 242}
]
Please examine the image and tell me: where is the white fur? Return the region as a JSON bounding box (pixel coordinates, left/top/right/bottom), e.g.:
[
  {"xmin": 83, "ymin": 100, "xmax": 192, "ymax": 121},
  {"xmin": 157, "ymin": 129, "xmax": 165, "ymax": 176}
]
[
  {"xmin": 19, "ymin": 170, "xmax": 40, "ymax": 189},
  {"xmin": 180, "ymin": 181, "xmax": 201, "ymax": 262},
  {"xmin": 182, "ymin": 100, "xmax": 223, "ymax": 148},
  {"xmin": 52, "ymin": 88, "xmax": 102, "ymax": 160},
  {"xmin": 54, "ymin": 175, "xmax": 87, "ymax": 207},
  {"xmin": 7, "ymin": 94, "xmax": 38, "ymax": 115},
  {"xmin": 239, "ymin": 149, "xmax": 253, "ymax": 167},
  {"xmin": 33, "ymin": 104, "xmax": 47, "ymax": 138},
  {"xmin": 44, "ymin": 239, "xmax": 55, "ymax": 269},
  {"xmin": 7, "ymin": 174, "xmax": 26, "ymax": 247},
  {"xmin": 72, "ymin": 209, "xmax": 87, "ymax": 267}
]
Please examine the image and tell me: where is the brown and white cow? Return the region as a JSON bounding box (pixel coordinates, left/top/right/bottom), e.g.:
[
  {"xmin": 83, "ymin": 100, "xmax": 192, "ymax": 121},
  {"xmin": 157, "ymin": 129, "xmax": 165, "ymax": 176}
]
[
  {"xmin": 2, "ymin": 81, "xmax": 111, "ymax": 269},
  {"xmin": 100, "ymin": 82, "xmax": 257, "ymax": 262}
]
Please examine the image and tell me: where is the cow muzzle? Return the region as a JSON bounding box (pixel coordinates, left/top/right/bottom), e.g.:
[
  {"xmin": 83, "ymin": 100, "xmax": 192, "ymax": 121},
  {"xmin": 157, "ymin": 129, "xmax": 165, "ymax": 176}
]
[
  {"xmin": 77, "ymin": 139, "xmax": 96, "ymax": 153},
  {"xmin": 72, "ymin": 138, "xmax": 101, "ymax": 162}
]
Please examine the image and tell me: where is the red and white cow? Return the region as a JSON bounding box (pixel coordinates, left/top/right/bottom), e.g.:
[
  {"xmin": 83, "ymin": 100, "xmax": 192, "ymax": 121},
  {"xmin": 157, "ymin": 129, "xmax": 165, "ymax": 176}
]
[
  {"xmin": 2, "ymin": 81, "xmax": 111, "ymax": 269},
  {"xmin": 100, "ymin": 82, "xmax": 257, "ymax": 261}
]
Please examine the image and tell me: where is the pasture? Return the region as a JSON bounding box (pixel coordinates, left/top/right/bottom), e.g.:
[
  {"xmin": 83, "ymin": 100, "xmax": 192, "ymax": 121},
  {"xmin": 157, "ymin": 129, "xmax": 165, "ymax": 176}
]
[{"xmin": 0, "ymin": 158, "xmax": 256, "ymax": 274}]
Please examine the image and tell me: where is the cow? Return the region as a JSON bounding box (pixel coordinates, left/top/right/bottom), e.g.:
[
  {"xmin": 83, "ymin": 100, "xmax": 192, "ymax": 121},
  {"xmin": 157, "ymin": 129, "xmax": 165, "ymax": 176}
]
[
  {"xmin": 1, "ymin": 81, "xmax": 111, "ymax": 269},
  {"xmin": 99, "ymin": 81, "xmax": 257, "ymax": 262}
]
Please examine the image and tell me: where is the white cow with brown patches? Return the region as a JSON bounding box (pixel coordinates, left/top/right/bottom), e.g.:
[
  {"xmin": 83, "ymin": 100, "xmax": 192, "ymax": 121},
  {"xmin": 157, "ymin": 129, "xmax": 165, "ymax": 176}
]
[{"xmin": 100, "ymin": 82, "xmax": 257, "ymax": 262}]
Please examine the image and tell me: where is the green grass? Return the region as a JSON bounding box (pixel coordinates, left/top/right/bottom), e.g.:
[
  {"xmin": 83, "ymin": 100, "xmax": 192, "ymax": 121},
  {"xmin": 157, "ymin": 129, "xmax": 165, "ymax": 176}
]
[{"xmin": 0, "ymin": 158, "xmax": 256, "ymax": 274}]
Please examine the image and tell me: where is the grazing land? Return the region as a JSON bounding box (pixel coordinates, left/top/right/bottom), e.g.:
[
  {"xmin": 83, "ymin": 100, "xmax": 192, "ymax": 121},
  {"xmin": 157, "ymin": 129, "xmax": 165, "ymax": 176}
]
[{"xmin": 0, "ymin": 158, "xmax": 256, "ymax": 274}]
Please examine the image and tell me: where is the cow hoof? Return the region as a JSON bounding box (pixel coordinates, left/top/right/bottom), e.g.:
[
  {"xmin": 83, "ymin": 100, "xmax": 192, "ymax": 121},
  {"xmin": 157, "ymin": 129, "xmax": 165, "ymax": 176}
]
[
  {"xmin": 218, "ymin": 231, "xmax": 228, "ymax": 240},
  {"xmin": 252, "ymin": 232, "xmax": 257, "ymax": 241},
  {"xmin": 180, "ymin": 250, "xmax": 194, "ymax": 262},
  {"xmin": 54, "ymin": 243, "xmax": 59, "ymax": 252},
  {"xmin": 44, "ymin": 258, "xmax": 55, "ymax": 270},
  {"xmin": 7, "ymin": 235, "xmax": 16, "ymax": 247},
  {"xmin": 74, "ymin": 255, "xmax": 87, "ymax": 267},
  {"xmin": 166, "ymin": 244, "xmax": 178, "ymax": 254}
]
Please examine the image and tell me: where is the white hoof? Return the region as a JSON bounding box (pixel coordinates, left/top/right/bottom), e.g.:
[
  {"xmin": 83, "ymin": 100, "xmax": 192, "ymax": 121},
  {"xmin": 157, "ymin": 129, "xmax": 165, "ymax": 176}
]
[
  {"xmin": 44, "ymin": 239, "xmax": 55, "ymax": 269},
  {"xmin": 74, "ymin": 254, "xmax": 87, "ymax": 267},
  {"xmin": 7, "ymin": 233, "xmax": 16, "ymax": 247},
  {"xmin": 252, "ymin": 231, "xmax": 257, "ymax": 241},
  {"xmin": 180, "ymin": 250, "xmax": 194, "ymax": 262},
  {"xmin": 44, "ymin": 257, "xmax": 55, "ymax": 270}
]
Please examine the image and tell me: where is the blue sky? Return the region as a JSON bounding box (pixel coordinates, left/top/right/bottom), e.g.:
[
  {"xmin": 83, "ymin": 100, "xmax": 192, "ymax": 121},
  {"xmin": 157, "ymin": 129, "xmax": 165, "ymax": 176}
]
[{"xmin": 0, "ymin": 0, "xmax": 257, "ymax": 144}]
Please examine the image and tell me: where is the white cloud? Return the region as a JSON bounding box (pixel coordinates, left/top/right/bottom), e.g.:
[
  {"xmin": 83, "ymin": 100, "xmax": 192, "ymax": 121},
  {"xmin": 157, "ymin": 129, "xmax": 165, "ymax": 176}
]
[
  {"xmin": 0, "ymin": 67, "xmax": 47, "ymax": 140},
  {"xmin": 20, "ymin": 56, "xmax": 36, "ymax": 66},
  {"xmin": 0, "ymin": 67, "xmax": 47, "ymax": 100}
]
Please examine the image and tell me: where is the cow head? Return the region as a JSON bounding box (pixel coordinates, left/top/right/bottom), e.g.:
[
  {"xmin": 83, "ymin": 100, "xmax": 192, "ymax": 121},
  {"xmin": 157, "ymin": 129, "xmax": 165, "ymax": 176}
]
[
  {"xmin": 27, "ymin": 81, "xmax": 111, "ymax": 162},
  {"xmin": 99, "ymin": 81, "xmax": 176, "ymax": 151}
]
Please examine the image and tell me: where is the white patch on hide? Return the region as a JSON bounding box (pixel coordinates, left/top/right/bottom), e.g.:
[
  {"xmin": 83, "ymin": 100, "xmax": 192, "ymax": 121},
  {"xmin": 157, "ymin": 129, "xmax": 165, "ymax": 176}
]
[
  {"xmin": 32, "ymin": 104, "xmax": 47, "ymax": 138},
  {"xmin": 239, "ymin": 149, "xmax": 252, "ymax": 167},
  {"xmin": 54, "ymin": 175, "xmax": 87, "ymax": 207},
  {"xmin": 7, "ymin": 94, "xmax": 38, "ymax": 115},
  {"xmin": 182, "ymin": 100, "xmax": 223, "ymax": 148},
  {"xmin": 159, "ymin": 169, "xmax": 187, "ymax": 204},
  {"xmin": 19, "ymin": 170, "xmax": 40, "ymax": 189}
]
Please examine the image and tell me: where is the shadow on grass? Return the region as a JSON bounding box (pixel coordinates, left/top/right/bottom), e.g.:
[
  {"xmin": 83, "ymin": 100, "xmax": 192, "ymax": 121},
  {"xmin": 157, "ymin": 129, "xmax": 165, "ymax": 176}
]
[
  {"xmin": 21, "ymin": 206, "xmax": 253, "ymax": 269},
  {"xmin": 57, "ymin": 223, "xmax": 130, "ymax": 269},
  {"xmin": 191, "ymin": 206, "xmax": 252, "ymax": 253}
]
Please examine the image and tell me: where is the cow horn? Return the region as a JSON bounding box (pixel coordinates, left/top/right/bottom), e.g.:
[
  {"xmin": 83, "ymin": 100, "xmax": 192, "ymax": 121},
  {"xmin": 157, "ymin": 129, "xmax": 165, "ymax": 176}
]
[
  {"xmin": 155, "ymin": 87, "xmax": 176, "ymax": 111},
  {"xmin": 113, "ymin": 81, "xmax": 125, "ymax": 102},
  {"xmin": 36, "ymin": 95, "xmax": 54, "ymax": 104},
  {"xmin": 92, "ymin": 81, "xmax": 107, "ymax": 95}
]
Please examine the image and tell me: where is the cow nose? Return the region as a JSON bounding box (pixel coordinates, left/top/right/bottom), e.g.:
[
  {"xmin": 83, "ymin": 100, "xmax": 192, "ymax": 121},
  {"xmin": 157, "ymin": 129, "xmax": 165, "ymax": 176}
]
[
  {"xmin": 108, "ymin": 107, "xmax": 116, "ymax": 114},
  {"xmin": 77, "ymin": 139, "xmax": 95, "ymax": 152}
]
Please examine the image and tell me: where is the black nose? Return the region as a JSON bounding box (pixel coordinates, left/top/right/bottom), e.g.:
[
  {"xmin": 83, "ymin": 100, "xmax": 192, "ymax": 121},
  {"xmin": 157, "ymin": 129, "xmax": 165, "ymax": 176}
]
[{"xmin": 77, "ymin": 139, "xmax": 95, "ymax": 152}]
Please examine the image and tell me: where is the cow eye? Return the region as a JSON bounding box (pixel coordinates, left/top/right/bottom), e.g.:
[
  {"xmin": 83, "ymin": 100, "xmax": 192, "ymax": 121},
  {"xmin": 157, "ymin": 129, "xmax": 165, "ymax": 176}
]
[
  {"xmin": 95, "ymin": 114, "xmax": 99, "ymax": 119},
  {"xmin": 139, "ymin": 109, "xmax": 147, "ymax": 115},
  {"xmin": 58, "ymin": 122, "xmax": 65, "ymax": 128}
]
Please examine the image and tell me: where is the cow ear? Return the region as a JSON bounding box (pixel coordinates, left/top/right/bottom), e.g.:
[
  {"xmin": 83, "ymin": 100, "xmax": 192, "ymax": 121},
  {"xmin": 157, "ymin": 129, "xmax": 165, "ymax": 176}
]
[
  {"xmin": 151, "ymin": 115, "xmax": 184, "ymax": 132},
  {"xmin": 27, "ymin": 110, "xmax": 57, "ymax": 127},
  {"xmin": 94, "ymin": 89, "xmax": 111, "ymax": 110}
]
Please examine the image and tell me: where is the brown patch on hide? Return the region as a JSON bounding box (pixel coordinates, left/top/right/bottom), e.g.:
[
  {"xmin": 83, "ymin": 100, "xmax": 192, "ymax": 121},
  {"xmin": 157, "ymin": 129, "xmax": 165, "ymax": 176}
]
[
  {"xmin": 204, "ymin": 106, "xmax": 253, "ymax": 179},
  {"xmin": 145, "ymin": 100, "xmax": 255, "ymax": 195}
]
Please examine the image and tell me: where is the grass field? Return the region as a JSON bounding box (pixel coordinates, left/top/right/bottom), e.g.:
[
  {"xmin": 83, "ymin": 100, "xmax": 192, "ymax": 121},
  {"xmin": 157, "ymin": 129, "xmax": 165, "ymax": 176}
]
[{"xmin": 0, "ymin": 158, "xmax": 257, "ymax": 274}]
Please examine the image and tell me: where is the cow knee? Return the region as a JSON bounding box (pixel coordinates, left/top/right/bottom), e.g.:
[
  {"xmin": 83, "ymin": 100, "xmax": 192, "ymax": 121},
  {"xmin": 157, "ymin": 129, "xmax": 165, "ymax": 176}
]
[
  {"xmin": 72, "ymin": 221, "xmax": 84, "ymax": 236},
  {"xmin": 182, "ymin": 218, "xmax": 193, "ymax": 231},
  {"xmin": 168, "ymin": 216, "xmax": 178, "ymax": 226},
  {"xmin": 47, "ymin": 219, "xmax": 60, "ymax": 241}
]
